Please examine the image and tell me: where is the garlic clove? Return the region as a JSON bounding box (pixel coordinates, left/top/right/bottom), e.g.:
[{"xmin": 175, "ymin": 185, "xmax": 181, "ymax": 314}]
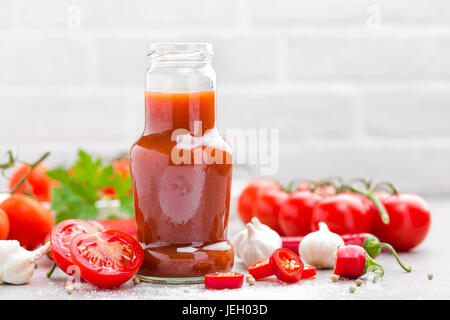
[
  {"xmin": 0, "ymin": 240, "xmax": 51, "ymax": 285},
  {"xmin": 234, "ymin": 217, "xmax": 282, "ymax": 266},
  {"xmin": 299, "ymin": 222, "xmax": 344, "ymax": 269}
]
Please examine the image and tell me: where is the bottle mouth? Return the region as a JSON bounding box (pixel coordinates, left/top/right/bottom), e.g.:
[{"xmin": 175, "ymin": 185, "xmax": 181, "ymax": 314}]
[{"xmin": 147, "ymin": 43, "xmax": 213, "ymax": 63}]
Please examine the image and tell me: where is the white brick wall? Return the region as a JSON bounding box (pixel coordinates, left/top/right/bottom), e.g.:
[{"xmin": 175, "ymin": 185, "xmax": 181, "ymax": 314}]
[{"xmin": 0, "ymin": 0, "xmax": 449, "ymax": 194}]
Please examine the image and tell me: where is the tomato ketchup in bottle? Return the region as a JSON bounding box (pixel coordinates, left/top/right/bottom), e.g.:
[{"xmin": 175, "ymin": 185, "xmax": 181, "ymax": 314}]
[{"xmin": 130, "ymin": 43, "xmax": 234, "ymax": 283}]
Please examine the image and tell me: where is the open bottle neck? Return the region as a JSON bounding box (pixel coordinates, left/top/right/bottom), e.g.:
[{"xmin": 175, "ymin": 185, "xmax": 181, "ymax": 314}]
[{"xmin": 144, "ymin": 90, "xmax": 216, "ymax": 135}]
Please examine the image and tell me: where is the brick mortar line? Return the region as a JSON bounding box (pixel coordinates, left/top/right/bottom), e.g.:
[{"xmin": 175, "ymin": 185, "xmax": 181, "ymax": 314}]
[
  {"xmin": 4, "ymin": 26, "xmax": 450, "ymax": 37},
  {"xmin": 1, "ymin": 82, "xmax": 450, "ymax": 94}
]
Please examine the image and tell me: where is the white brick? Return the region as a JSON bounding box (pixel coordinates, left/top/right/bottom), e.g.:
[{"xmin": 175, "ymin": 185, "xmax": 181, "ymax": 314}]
[
  {"xmin": 248, "ymin": 0, "xmax": 450, "ymax": 26},
  {"xmin": 214, "ymin": 36, "xmax": 282, "ymax": 84},
  {"xmin": 288, "ymin": 35, "xmax": 450, "ymax": 81},
  {"xmin": 95, "ymin": 35, "xmax": 281, "ymax": 85},
  {"xmin": 17, "ymin": 0, "xmax": 239, "ymax": 29},
  {"xmin": 363, "ymin": 86, "xmax": 450, "ymax": 137},
  {"xmin": 0, "ymin": 1, "xmax": 13, "ymax": 29},
  {"xmin": 0, "ymin": 93, "xmax": 135, "ymax": 145},
  {"xmin": 94, "ymin": 37, "xmax": 150, "ymax": 85},
  {"xmin": 0, "ymin": 36, "xmax": 90, "ymax": 85},
  {"xmin": 218, "ymin": 87, "xmax": 356, "ymax": 140}
]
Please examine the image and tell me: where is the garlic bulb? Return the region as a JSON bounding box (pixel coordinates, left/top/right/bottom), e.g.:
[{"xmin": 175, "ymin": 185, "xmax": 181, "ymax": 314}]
[
  {"xmin": 233, "ymin": 217, "xmax": 281, "ymax": 266},
  {"xmin": 299, "ymin": 222, "xmax": 344, "ymax": 269},
  {"xmin": 0, "ymin": 240, "xmax": 50, "ymax": 284}
]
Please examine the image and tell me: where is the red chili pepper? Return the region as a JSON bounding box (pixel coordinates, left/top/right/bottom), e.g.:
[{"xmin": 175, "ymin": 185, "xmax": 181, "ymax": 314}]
[
  {"xmin": 204, "ymin": 272, "xmax": 244, "ymax": 290},
  {"xmin": 281, "ymin": 236, "xmax": 303, "ymax": 253},
  {"xmin": 270, "ymin": 248, "xmax": 304, "ymax": 283},
  {"xmin": 300, "ymin": 265, "xmax": 317, "ymax": 280},
  {"xmin": 340, "ymin": 233, "xmax": 411, "ymax": 272},
  {"xmin": 334, "ymin": 245, "xmax": 384, "ymax": 279},
  {"xmin": 282, "ymin": 233, "xmax": 411, "ymax": 272},
  {"xmin": 248, "ymin": 258, "xmax": 274, "ymax": 280}
]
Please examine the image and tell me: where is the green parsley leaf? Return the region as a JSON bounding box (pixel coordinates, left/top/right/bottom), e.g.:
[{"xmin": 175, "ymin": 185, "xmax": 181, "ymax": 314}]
[{"xmin": 47, "ymin": 149, "xmax": 134, "ymax": 223}]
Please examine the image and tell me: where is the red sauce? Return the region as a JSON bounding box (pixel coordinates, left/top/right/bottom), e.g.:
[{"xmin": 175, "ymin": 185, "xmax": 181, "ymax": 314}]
[{"xmin": 130, "ymin": 91, "xmax": 234, "ymax": 278}]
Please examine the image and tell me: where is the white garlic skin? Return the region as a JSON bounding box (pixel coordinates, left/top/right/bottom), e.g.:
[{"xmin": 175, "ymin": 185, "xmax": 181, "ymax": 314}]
[
  {"xmin": 233, "ymin": 217, "xmax": 281, "ymax": 266},
  {"xmin": 0, "ymin": 240, "xmax": 50, "ymax": 284},
  {"xmin": 299, "ymin": 222, "xmax": 344, "ymax": 269}
]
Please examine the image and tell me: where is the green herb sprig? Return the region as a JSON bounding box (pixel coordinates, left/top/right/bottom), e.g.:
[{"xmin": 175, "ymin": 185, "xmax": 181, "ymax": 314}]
[{"xmin": 47, "ymin": 150, "xmax": 134, "ymax": 224}]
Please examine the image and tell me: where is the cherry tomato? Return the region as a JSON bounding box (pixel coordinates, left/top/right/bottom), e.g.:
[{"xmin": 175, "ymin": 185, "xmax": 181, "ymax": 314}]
[
  {"xmin": 310, "ymin": 194, "xmax": 371, "ymax": 234},
  {"xmin": 270, "ymin": 248, "xmax": 304, "ymax": 283},
  {"xmin": 237, "ymin": 179, "xmax": 281, "ymax": 224},
  {"xmin": 50, "ymin": 219, "xmax": 105, "ymax": 274},
  {"xmin": 0, "ymin": 209, "xmax": 10, "ymax": 240},
  {"xmin": 301, "ymin": 265, "xmax": 317, "ymax": 280},
  {"xmin": 248, "ymin": 258, "xmax": 274, "ymax": 280},
  {"xmin": 112, "ymin": 159, "xmax": 130, "ymax": 178},
  {"xmin": 204, "ymin": 272, "xmax": 244, "ymax": 290},
  {"xmin": 297, "ymin": 180, "xmax": 336, "ymax": 198},
  {"xmin": 70, "ymin": 229, "xmax": 144, "ymax": 288},
  {"xmin": 9, "ymin": 163, "xmax": 58, "ymax": 202},
  {"xmin": 278, "ymin": 191, "xmax": 323, "ymax": 236},
  {"xmin": 102, "ymin": 159, "xmax": 132, "ymax": 198},
  {"xmin": 345, "ymin": 191, "xmax": 390, "ymax": 233},
  {"xmin": 96, "ymin": 218, "xmax": 136, "ymax": 238},
  {"xmin": 254, "ymin": 188, "xmax": 288, "ymax": 234},
  {"xmin": 373, "ymin": 193, "xmax": 431, "ymax": 251},
  {"xmin": 0, "ymin": 194, "xmax": 54, "ymax": 249}
]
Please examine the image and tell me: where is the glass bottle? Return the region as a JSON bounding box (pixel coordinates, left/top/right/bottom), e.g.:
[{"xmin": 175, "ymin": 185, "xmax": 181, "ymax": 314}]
[{"xmin": 130, "ymin": 43, "xmax": 234, "ymax": 284}]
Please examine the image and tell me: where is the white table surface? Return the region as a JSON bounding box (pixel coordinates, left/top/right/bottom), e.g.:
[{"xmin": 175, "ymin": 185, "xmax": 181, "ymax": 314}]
[{"xmin": 1, "ymin": 196, "xmax": 448, "ymax": 300}]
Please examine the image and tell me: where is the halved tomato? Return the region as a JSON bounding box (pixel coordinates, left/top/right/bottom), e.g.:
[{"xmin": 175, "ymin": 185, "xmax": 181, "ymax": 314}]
[
  {"xmin": 248, "ymin": 258, "xmax": 274, "ymax": 280},
  {"xmin": 269, "ymin": 248, "xmax": 304, "ymax": 283},
  {"xmin": 50, "ymin": 219, "xmax": 105, "ymax": 274},
  {"xmin": 204, "ymin": 272, "xmax": 244, "ymax": 290},
  {"xmin": 70, "ymin": 229, "xmax": 144, "ymax": 288}
]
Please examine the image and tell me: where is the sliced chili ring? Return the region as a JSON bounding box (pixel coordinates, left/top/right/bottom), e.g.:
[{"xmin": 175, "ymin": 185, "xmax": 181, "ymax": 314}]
[
  {"xmin": 270, "ymin": 248, "xmax": 304, "ymax": 283},
  {"xmin": 248, "ymin": 258, "xmax": 274, "ymax": 280},
  {"xmin": 300, "ymin": 265, "xmax": 317, "ymax": 280},
  {"xmin": 204, "ymin": 272, "xmax": 244, "ymax": 290}
]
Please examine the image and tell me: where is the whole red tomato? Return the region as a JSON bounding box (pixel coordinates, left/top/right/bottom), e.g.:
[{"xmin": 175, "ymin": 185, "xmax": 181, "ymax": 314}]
[
  {"xmin": 310, "ymin": 194, "xmax": 371, "ymax": 234},
  {"xmin": 113, "ymin": 159, "xmax": 130, "ymax": 177},
  {"xmin": 102, "ymin": 159, "xmax": 131, "ymax": 198},
  {"xmin": 9, "ymin": 163, "xmax": 58, "ymax": 202},
  {"xmin": 0, "ymin": 209, "xmax": 10, "ymax": 240},
  {"xmin": 297, "ymin": 180, "xmax": 336, "ymax": 198},
  {"xmin": 253, "ymin": 188, "xmax": 288, "ymax": 234},
  {"xmin": 349, "ymin": 191, "xmax": 390, "ymax": 233},
  {"xmin": 237, "ymin": 179, "xmax": 281, "ymax": 224},
  {"xmin": 373, "ymin": 193, "xmax": 431, "ymax": 251},
  {"xmin": 0, "ymin": 194, "xmax": 54, "ymax": 249},
  {"xmin": 278, "ymin": 191, "xmax": 322, "ymax": 236}
]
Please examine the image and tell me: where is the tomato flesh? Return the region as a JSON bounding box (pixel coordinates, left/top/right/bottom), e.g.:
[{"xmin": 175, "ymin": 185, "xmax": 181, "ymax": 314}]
[
  {"xmin": 70, "ymin": 229, "xmax": 144, "ymax": 288},
  {"xmin": 248, "ymin": 258, "xmax": 274, "ymax": 280},
  {"xmin": 301, "ymin": 265, "xmax": 317, "ymax": 280},
  {"xmin": 50, "ymin": 219, "xmax": 105, "ymax": 274},
  {"xmin": 204, "ymin": 272, "xmax": 244, "ymax": 290},
  {"xmin": 270, "ymin": 248, "xmax": 304, "ymax": 283}
]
